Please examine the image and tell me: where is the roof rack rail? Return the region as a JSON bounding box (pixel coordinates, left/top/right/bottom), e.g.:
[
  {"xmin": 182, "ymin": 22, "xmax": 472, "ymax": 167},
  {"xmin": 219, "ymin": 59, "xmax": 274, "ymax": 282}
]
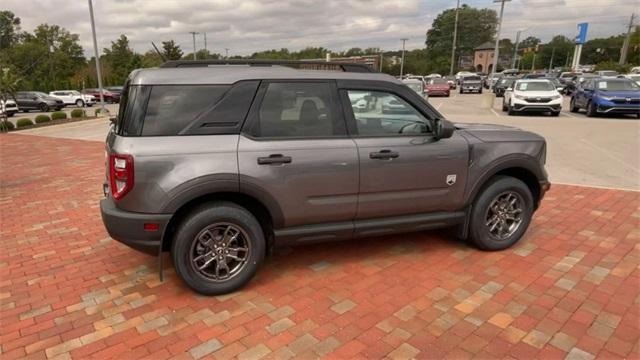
[{"xmin": 159, "ymin": 59, "xmax": 376, "ymax": 73}]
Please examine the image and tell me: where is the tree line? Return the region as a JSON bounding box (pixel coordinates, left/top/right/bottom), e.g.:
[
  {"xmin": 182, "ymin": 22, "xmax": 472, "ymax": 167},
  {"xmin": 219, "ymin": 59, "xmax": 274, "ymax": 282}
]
[{"xmin": 1, "ymin": 8, "xmax": 638, "ymax": 93}]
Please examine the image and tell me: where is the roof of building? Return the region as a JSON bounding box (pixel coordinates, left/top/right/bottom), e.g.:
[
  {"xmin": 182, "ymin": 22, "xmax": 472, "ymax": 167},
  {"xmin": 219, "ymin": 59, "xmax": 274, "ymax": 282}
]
[
  {"xmin": 129, "ymin": 65, "xmax": 400, "ymax": 85},
  {"xmin": 475, "ymin": 42, "xmax": 496, "ymax": 50}
]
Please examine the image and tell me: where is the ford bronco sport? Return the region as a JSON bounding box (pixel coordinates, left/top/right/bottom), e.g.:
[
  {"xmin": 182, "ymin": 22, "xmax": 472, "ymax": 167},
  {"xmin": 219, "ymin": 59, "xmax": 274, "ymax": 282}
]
[{"xmin": 101, "ymin": 60, "xmax": 549, "ymax": 295}]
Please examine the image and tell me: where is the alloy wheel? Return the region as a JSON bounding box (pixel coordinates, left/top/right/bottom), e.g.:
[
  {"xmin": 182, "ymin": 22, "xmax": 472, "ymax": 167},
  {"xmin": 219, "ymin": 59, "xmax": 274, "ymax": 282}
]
[
  {"xmin": 189, "ymin": 223, "xmax": 251, "ymax": 282},
  {"xmin": 484, "ymin": 191, "xmax": 524, "ymax": 240}
]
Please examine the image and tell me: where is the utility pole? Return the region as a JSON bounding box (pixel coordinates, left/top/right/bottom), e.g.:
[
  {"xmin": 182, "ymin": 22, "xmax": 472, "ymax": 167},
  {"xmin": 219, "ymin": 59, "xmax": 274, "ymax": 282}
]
[
  {"xmin": 204, "ymin": 32, "xmax": 207, "ymax": 52},
  {"xmin": 548, "ymin": 47, "xmax": 555, "ymax": 72},
  {"xmin": 379, "ymin": 51, "xmax": 384, "ymax": 72},
  {"xmin": 189, "ymin": 31, "xmax": 199, "ymax": 60},
  {"xmin": 88, "ymin": 0, "xmax": 106, "ymax": 114},
  {"xmin": 400, "ymin": 38, "xmax": 408, "ymax": 78},
  {"xmin": 619, "ymin": 13, "xmax": 636, "ymax": 64},
  {"xmin": 225, "ymin": 48, "xmax": 229, "ymax": 59},
  {"xmin": 449, "ymin": 0, "xmax": 460, "ymax": 76},
  {"xmin": 531, "ymin": 52, "xmax": 536, "ymax": 71},
  {"xmin": 490, "ymin": 0, "xmax": 510, "ymax": 87},
  {"xmin": 511, "ymin": 30, "xmax": 521, "ymax": 69}
]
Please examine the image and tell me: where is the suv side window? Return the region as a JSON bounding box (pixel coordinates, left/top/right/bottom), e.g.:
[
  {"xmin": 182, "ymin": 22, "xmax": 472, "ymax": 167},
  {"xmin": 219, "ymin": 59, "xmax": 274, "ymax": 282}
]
[
  {"xmin": 249, "ymin": 82, "xmax": 343, "ymax": 138},
  {"xmin": 346, "ymin": 90, "xmax": 432, "ymax": 136},
  {"xmin": 141, "ymin": 85, "xmax": 229, "ymax": 136}
]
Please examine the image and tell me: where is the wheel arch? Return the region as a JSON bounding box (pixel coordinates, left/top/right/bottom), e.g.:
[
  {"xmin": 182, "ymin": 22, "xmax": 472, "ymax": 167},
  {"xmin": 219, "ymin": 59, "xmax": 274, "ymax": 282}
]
[{"xmin": 161, "ymin": 191, "xmax": 277, "ymax": 252}]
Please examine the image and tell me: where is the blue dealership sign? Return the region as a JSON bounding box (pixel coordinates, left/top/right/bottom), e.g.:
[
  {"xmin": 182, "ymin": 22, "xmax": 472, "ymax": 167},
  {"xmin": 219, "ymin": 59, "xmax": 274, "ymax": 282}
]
[{"xmin": 575, "ymin": 23, "xmax": 588, "ymax": 44}]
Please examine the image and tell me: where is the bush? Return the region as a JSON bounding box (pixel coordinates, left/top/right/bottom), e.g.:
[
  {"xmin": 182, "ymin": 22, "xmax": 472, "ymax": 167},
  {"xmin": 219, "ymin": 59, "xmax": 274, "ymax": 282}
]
[
  {"xmin": 0, "ymin": 120, "xmax": 15, "ymax": 131},
  {"xmin": 35, "ymin": 114, "xmax": 51, "ymax": 124},
  {"xmin": 51, "ymin": 111, "xmax": 67, "ymax": 120},
  {"xmin": 594, "ymin": 61, "xmax": 631, "ymax": 74},
  {"xmin": 70, "ymin": 109, "xmax": 85, "ymax": 118},
  {"xmin": 16, "ymin": 118, "xmax": 34, "ymax": 128},
  {"xmin": 94, "ymin": 108, "xmax": 109, "ymax": 116}
]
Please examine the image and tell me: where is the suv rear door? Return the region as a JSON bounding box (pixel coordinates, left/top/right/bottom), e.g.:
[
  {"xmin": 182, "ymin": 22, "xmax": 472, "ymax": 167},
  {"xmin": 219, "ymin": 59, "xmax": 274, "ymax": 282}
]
[
  {"xmin": 338, "ymin": 81, "xmax": 469, "ymax": 223},
  {"xmin": 238, "ymin": 81, "xmax": 358, "ymax": 237}
]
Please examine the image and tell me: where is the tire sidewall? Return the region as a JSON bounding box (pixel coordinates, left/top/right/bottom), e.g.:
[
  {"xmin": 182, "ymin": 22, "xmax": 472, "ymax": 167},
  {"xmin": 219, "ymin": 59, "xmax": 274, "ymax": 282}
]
[
  {"xmin": 469, "ymin": 176, "xmax": 534, "ymax": 251},
  {"xmin": 172, "ymin": 203, "xmax": 265, "ymax": 295},
  {"xmin": 76, "ymin": 99, "xmax": 84, "ymax": 107}
]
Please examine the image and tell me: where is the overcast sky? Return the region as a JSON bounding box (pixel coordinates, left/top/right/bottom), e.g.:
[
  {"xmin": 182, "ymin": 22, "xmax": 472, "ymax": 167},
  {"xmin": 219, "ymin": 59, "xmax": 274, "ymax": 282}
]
[{"xmin": 4, "ymin": 0, "xmax": 636, "ymax": 57}]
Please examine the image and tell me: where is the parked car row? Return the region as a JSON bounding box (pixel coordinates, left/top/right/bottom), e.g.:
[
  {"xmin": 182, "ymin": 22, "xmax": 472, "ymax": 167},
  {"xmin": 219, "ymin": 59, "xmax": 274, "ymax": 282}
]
[{"xmin": 1, "ymin": 88, "xmax": 121, "ymax": 114}]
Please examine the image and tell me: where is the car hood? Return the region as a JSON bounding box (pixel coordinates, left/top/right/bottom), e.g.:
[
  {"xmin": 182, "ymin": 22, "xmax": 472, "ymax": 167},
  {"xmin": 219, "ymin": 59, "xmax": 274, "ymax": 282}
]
[
  {"xmin": 455, "ymin": 122, "xmax": 545, "ymax": 143},
  {"xmin": 596, "ymin": 90, "xmax": 640, "ymax": 98}
]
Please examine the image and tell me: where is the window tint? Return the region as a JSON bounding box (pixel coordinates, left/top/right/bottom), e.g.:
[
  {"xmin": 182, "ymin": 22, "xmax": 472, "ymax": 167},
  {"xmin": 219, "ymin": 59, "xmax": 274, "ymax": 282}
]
[
  {"xmin": 347, "ymin": 90, "xmax": 432, "ymax": 136},
  {"xmin": 141, "ymin": 85, "xmax": 229, "ymax": 136},
  {"xmin": 251, "ymin": 82, "xmax": 342, "ymax": 138}
]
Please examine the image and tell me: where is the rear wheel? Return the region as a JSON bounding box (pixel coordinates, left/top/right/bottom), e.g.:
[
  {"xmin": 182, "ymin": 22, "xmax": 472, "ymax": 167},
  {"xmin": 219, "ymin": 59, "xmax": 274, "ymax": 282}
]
[
  {"xmin": 569, "ymin": 97, "xmax": 579, "ymax": 112},
  {"xmin": 468, "ymin": 176, "xmax": 533, "ymax": 250},
  {"xmin": 586, "ymin": 101, "xmax": 597, "ymax": 117},
  {"xmin": 38, "ymin": 103, "xmax": 49, "ymax": 112},
  {"xmin": 172, "ymin": 202, "xmax": 265, "ymax": 295}
]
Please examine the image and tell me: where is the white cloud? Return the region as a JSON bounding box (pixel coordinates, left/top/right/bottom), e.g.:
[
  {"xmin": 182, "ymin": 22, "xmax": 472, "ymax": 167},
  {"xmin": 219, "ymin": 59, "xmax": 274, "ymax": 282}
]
[{"xmin": 4, "ymin": 0, "xmax": 636, "ymax": 57}]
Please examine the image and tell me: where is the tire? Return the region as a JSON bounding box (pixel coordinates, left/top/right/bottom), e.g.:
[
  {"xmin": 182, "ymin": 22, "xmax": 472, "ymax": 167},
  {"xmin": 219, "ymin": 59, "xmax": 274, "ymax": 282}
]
[
  {"xmin": 586, "ymin": 101, "xmax": 597, "ymax": 117},
  {"xmin": 551, "ymin": 111, "xmax": 560, "ymax": 117},
  {"xmin": 459, "ymin": 89, "xmax": 464, "ymax": 94},
  {"xmin": 507, "ymin": 102, "xmax": 516, "ymax": 116},
  {"xmin": 446, "ymin": 92, "xmax": 450, "ymax": 97},
  {"xmin": 502, "ymin": 101, "xmax": 508, "ymax": 112},
  {"xmin": 479, "ymin": 89, "xmax": 483, "ymax": 94},
  {"xmin": 468, "ymin": 176, "xmax": 534, "ymax": 250},
  {"xmin": 569, "ymin": 97, "xmax": 579, "ymax": 113},
  {"xmin": 76, "ymin": 99, "xmax": 85, "ymax": 107},
  {"xmin": 172, "ymin": 202, "xmax": 265, "ymax": 295},
  {"xmin": 39, "ymin": 103, "xmax": 49, "ymax": 112}
]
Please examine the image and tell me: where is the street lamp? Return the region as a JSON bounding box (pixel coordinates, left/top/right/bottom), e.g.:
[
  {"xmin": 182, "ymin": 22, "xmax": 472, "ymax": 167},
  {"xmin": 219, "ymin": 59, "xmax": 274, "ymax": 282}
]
[
  {"xmin": 400, "ymin": 38, "xmax": 408, "ymax": 78},
  {"xmin": 490, "ymin": 0, "xmax": 510, "ymax": 87},
  {"xmin": 88, "ymin": 0, "xmax": 106, "ymax": 114}
]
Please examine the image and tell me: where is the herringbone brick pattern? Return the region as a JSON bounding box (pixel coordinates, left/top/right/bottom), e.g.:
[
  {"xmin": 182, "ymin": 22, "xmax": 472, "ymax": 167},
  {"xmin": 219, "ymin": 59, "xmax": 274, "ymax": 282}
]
[{"xmin": 1, "ymin": 133, "xmax": 639, "ymax": 359}]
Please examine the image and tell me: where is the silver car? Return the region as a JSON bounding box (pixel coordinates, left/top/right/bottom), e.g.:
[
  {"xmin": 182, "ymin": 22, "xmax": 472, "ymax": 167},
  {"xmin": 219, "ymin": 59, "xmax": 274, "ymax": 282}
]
[{"xmin": 101, "ymin": 60, "xmax": 549, "ymax": 295}]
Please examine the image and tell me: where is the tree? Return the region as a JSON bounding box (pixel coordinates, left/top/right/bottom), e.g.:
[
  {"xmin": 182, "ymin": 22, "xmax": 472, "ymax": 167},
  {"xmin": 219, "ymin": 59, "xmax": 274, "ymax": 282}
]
[
  {"xmin": 538, "ymin": 35, "xmax": 573, "ymax": 70},
  {"xmin": 0, "ymin": 10, "xmax": 20, "ymax": 50},
  {"xmin": 519, "ymin": 36, "xmax": 541, "ymax": 50},
  {"xmin": 0, "ymin": 66, "xmax": 21, "ymax": 131},
  {"xmin": 103, "ymin": 35, "xmax": 135, "ymax": 85},
  {"xmin": 162, "ymin": 40, "xmax": 183, "ymax": 60},
  {"xmin": 426, "ymin": 5, "xmax": 498, "ymax": 74}
]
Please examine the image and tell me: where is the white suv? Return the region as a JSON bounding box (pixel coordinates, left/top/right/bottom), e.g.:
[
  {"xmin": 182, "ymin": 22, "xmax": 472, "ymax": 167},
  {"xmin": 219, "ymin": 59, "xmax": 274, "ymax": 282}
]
[
  {"xmin": 1, "ymin": 99, "xmax": 19, "ymax": 117},
  {"xmin": 49, "ymin": 90, "xmax": 95, "ymax": 107},
  {"xmin": 502, "ymin": 79, "xmax": 562, "ymax": 116}
]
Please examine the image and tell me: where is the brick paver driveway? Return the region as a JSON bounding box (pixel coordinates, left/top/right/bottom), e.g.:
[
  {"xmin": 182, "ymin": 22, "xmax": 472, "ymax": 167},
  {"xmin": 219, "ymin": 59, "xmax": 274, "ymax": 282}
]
[{"xmin": 1, "ymin": 133, "xmax": 639, "ymax": 360}]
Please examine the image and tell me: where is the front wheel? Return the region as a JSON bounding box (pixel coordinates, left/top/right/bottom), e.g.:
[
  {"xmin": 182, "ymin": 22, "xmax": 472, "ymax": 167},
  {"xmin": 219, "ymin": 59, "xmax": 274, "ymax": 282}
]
[
  {"xmin": 76, "ymin": 99, "xmax": 85, "ymax": 107},
  {"xmin": 586, "ymin": 101, "xmax": 597, "ymax": 117},
  {"xmin": 39, "ymin": 103, "xmax": 49, "ymax": 112},
  {"xmin": 172, "ymin": 202, "xmax": 265, "ymax": 295},
  {"xmin": 468, "ymin": 176, "xmax": 534, "ymax": 250},
  {"xmin": 569, "ymin": 97, "xmax": 579, "ymax": 113},
  {"xmin": 507, "ymin": 102, "xmax": 516, "ymax": 116}
]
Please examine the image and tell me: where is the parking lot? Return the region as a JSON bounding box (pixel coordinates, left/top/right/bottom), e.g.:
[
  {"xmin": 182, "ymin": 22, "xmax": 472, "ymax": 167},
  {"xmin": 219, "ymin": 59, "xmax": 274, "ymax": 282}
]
[{"xmin": 1, "ymin": 93, "xmax": 638, "ymax": 359}]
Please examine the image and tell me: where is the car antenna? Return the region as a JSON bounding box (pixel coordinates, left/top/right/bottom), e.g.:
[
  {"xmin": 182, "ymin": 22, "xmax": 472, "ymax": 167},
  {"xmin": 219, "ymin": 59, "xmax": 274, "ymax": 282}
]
[{"xmin": 151, "ymin": 42, "xmax": 167, "ymax": 62}]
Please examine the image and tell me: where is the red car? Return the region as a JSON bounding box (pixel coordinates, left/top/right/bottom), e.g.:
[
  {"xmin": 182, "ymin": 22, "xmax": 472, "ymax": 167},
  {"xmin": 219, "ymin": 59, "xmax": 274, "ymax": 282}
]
[
  {"xmin": 426, "ymin": 78, "xmax": 451, "ymax": 97},
  {"xmin": 81, "ymin": 88, "xmax": 120, "ymax": 103}
]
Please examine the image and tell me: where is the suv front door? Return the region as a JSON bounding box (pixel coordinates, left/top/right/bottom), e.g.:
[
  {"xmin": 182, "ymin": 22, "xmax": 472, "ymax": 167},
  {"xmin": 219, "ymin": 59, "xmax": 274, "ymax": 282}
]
[
  {"xmin": 340, "ymin": 86, "xmax": 469, "ymax": 222},
  {"xmin": 238, "ymin": 81, "xmax": 358, "ymax": 239}
]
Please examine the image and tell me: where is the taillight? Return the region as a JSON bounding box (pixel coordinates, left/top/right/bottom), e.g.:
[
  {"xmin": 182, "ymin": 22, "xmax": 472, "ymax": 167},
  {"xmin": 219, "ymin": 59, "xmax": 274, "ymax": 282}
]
[{"xmin": 109, "ymin": 153, "xmax": 134, "ymax": 200}]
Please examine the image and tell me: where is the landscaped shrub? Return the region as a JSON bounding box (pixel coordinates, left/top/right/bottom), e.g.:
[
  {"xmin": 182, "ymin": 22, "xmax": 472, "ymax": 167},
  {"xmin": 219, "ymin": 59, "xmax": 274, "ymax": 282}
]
[
  {"xmin": 0, "ymin": 120, "xmax": 15, "ymax": 131},
  {"xmin": 70, "ymin": 109, "xmax": 85, "ymax": 118},
  {"xmin": 51, "ymin": 111, "xmax": 67, "ymax": 120},
  {"xmin": 35, "ymin": 114, "xmax": 51, "ymax": 123},
  {"xmin": 95, "ymin": 108, "xmax": 108, "ymax": 116},
  {"xmin": 16, "ymin": 118, "xmax": 34, "ymax": 128}
]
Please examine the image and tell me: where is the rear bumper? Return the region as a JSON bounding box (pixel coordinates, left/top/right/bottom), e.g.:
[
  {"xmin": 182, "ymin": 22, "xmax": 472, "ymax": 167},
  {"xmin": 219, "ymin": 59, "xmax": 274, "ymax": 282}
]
[{"xmin": 100, "ymin": 198, "xmax": 172, "ymax": 255}]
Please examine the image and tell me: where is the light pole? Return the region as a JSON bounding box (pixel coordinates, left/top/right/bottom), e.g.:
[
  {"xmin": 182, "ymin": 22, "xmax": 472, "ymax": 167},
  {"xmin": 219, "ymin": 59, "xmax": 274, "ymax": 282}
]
[
  {"xmin": 400, "ymin": 38, "xmax": 408, "ymax": 78},
  {"xmin": 88, "ymin": 0, "xmax": 106, "ymax": 114},
  {"xmin": 511, "ymin": 30, "xmax": 521, "ymax": 69},
  {"xmin": 490, "ymin": 0, "xmax": 510, "ymax": 87},
  {"xmin": 189, "ymin": 31, "xmax": 199, "ymax": 60},
  {"xmin": 225, "ymin": 48, "xmax": 230, "ymax": 59},
  {"xmin": 449, "ymin": 0, "xmax": 460, "ymax": 76}
]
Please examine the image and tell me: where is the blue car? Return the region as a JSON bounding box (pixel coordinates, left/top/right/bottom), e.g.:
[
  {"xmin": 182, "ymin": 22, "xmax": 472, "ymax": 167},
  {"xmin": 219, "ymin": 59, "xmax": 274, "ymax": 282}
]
[{"xmin": 570, "ymin": 78, "xmax": 640, "ymax": 117}]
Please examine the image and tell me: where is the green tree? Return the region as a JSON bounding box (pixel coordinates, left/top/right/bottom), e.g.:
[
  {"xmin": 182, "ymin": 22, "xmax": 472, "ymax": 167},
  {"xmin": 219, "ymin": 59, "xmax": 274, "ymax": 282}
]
[
  {"xmin": 426, "ymin": 5, "xmax": 498, "ymax": 74},
  {"xmin": 518, "ymin": 36, "xmax": 541, "ymax": 50},
  {"xmin": 538, "ymin": 35, "xmax": 573, "ymax": 70},
  {"xmin": 162, "ymin": 40, "xmax": 183, "ymax": 60},
  {"xmin": 0, "ymin": 10, "xmax": 20, "ymax": 50},
  {"xmin": 141, "ymin": 50, "xmax": 164, "ymax": 67},
  {"xmin": 103, "ymin": 35, "xmax": 135, "ymax": 85}
]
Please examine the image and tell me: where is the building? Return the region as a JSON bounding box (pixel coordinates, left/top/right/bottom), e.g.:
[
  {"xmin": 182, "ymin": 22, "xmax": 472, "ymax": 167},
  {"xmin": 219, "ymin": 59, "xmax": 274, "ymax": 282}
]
[{"xmin": 473, "ymin": 42, "xmax": 512, "ymax": 74}]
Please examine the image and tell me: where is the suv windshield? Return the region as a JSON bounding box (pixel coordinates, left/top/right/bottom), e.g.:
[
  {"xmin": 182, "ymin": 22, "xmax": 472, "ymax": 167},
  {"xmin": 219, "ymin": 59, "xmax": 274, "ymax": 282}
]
[
  {"xmin": 596, "ymin": 80, "xmax": 640, "ymax": 91},
  {"xmin": 516, "ymin": 81, "xmax": 555, "ymax": 91},
  {"xmin": 430, "ymin": 78, "xmax": 447, "ymax": 84},
  {"xmin": 463, "ymin": 76, "xmax": 481, "ymax": 81}
]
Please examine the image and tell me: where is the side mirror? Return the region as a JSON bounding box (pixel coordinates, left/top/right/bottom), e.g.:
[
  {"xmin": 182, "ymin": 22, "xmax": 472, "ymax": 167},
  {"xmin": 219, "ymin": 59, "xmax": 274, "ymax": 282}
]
[
  {"xmin": 109, "ymin": 116, "xmax": 117, "ymax": 124},
  {"xmin": 435, "ymin": 119, "xmax": 455, "ymax": 140}
]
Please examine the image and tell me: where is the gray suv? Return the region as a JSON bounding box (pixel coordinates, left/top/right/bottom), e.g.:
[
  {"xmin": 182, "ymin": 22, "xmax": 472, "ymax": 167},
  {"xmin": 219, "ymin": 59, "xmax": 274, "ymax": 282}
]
[{"xmin": 101, "ymin": 60, "xmax": 549, "ymax": 295}]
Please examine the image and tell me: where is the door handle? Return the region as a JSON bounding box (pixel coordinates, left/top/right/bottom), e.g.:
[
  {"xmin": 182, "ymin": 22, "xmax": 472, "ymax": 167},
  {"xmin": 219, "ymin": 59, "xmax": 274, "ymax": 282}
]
[
  {"xmin": 369, "ymin": 149, "xmax": 399, "ymax": 160},
  {"xmin": 257, "ymin": 154, "xmax": 292, "ymax": 165}
]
